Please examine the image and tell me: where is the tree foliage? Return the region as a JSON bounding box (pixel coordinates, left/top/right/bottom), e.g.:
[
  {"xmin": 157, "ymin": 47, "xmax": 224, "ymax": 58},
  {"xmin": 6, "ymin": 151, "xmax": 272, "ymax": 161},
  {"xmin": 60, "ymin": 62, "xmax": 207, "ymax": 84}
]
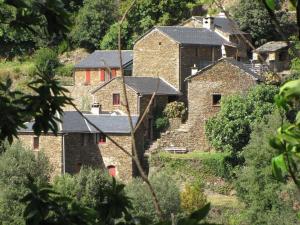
[
  {"xmin": 0, "ymin": 142, "xmax": 51, "ymax": 225},
  {"xmin": 70, "ymin": 0, "xmax": 118, "ymax": 50},
  {"xmin": 205, "ymin": 84, "xmax": 278, "ymax": 153},
  {"xmin": 232, "ymin": 0, "xmax": 295, "ymax": 46},
  {"xmin": 235, "ymin": 112, "xmax": 299, "ymax": 225}
]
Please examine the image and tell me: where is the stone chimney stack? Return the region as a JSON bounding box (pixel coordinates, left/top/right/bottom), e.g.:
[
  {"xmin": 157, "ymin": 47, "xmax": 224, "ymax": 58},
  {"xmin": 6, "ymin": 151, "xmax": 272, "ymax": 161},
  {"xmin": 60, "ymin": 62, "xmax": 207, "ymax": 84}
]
[
  {"xmin": 203, "ymin": 16, "xmax": 215, "ymax": 30},
  {"xmin": 91, "ymin": 103, "xmax": 101, "ymax": 115}
]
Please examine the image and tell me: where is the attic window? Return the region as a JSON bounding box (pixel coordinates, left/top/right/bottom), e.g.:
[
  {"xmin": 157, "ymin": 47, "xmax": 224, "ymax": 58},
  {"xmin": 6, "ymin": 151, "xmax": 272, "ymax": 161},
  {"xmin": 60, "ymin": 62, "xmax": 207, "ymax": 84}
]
[
  {"xmin": 97, "ymin": 133, "xmax": 106, "ymax": 144},
  {"xmin": 212, "ymin": 94, "xmax": 221, "ymax": 106}
]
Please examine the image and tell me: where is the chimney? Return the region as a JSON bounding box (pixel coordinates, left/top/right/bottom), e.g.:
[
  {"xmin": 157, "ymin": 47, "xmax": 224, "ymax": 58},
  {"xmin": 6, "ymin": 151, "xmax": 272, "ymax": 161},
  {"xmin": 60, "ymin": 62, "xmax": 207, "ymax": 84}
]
[
  {"xmin": 203, "ymin": 16, "xmax": 214, "ymax": 30},
  {"xmin": 191, "ymin": 64, "xmax": 198, "ymax": 76},
  {"xmin": 221, "ymin": 45, "xmax": 227, "ymax": 58},
  {"xmin": 91, "ymin": 103, "xmax": 101, "ymax": 115}
]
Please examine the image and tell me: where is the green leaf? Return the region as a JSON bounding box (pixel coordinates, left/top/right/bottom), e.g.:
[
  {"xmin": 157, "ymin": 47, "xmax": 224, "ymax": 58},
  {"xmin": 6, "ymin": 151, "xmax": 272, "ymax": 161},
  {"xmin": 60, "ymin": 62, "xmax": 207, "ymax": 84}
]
[
  {"xmin": 272, "ymin": 154, "xmax": 287, "ymax": 181},
  {"xmin": 264, "ymin": 0, "xmax": 276, "ymax": 10}
]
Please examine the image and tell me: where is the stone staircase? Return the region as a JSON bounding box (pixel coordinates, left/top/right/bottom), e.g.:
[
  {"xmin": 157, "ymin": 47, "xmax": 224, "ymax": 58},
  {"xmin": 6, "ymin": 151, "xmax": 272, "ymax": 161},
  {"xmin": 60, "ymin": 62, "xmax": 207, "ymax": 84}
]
[{"xmin": 146, "ymin": 122, "xmax": 191, "ymax": 153}]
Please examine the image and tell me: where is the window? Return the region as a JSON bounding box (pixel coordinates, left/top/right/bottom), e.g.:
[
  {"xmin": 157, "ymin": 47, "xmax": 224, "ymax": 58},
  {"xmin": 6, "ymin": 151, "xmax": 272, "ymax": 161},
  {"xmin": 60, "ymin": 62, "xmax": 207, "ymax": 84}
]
[
  {"xmin": 212, "ymin": 94, "xmax": 221, "ymax": 106},
  {"xmin": 195, "ymin": 48, "xmax": 198, "ymax": 56},
  {"xmin": 97, "ymin": 133, "xmax": 106, "ymax": 144},
  {"xmin": 100, "ymin": 69, "xmax": 105, "ymax": 81},
  {"xmin": 113, "ymin": 93, "xmax": 120, "ymax": 105},
  {"xmin": 159, "ymin": 42, "xmax": 162, "ymax": 45},
  {"xmin": 85, "ymin": 70, "xmax": 91, "ymax": 85},
  {"xmin": 107, "ymin": 165, "xmax": 116, "ymax": 177},
  {"xmin": 111, "ymin": 69, "xmax": 117, "ymax": 78},
  {"xmin": 33, "ymin": 136, "xmax": 39, "ymax": 149}
]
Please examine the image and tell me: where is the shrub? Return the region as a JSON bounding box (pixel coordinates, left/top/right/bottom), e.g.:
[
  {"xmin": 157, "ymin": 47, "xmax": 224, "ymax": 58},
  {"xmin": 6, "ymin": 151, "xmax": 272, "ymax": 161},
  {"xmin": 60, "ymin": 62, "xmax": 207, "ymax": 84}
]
[
  {"xmin": 32, "ymin": 48, "xmax": 60, "ymax": 77},
  {"xmin": 163, "ymin": 101, "xmax": 186, "ymax": 119},
  {"xmin": 180, "ymin": 183, "xmax": 207, "ymax": 214},
  {"xmin": 154, "ymin": 117, "xmax": 169, "ymax": 132},
  {"xmin": 235, "ymin": 112, "xmax": 299, "ymax": 225},
  {"xmin": 56, "ymin": 64, "xmax": 74, "ymax": 77},
  {"xmin": 0, "ymin": 141, "xmax": 51, "ymax": 224},
  {"xmin": 205, "ymin": 84, "xmax": 278, "ymax": 153},
  {"xmin": 125, "ymin": 171, "xmax": 181, "ymax": 222}
]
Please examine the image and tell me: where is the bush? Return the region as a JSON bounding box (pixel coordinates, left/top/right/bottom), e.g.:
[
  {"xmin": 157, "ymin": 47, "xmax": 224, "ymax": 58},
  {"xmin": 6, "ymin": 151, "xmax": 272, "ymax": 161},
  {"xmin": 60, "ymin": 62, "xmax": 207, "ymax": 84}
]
[
  {"xmin": 154, "ymin": 117, "xmax": 169, "ymax": 132},
  {"xmin": 180, "ymin": 183, "xmax": 207, "ymax": 214},
  {"xmin": 125, "ymin": 172, "xmax": 181, "ymax": 222},
  {"xmin": 235, "ymin": 112, "xmax": 299, "ymax": 225},
  {"xmin": 205, "ymin": 84, "xmax": 278, "ymax": 153},
  {"xmin": 0, "ymin": 141, "xmax": 51, "ymax": 224},
  {"xmin": 32, "ymin": 48, "xmax": 60, "ymax": 77},
  {"xmin": 163, "ymin": 101, "xmax": 186, "ymax": 119},
  {"xmin": 56, "ymin": 64, "xmax": 74, "ymax": 77}
]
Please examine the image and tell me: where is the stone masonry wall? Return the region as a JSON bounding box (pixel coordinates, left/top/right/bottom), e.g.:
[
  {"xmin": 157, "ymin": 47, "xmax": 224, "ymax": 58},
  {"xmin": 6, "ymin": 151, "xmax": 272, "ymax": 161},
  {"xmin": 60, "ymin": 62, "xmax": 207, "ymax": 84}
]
[
  {"xmin": 93, "ymin": 78, "xmax": 139, "ymax": 114},
  {"xmin": 64, "ymin": 133, "xmax": 105, "ymax": 174},
  {"xmin": 180, "ymin": 45, "xmax": 222, "ymax": 92},
  {"xmin": 18, "ymin": 134, "xmax": 63, "ymax": 177},
  {"xmin": 74, "ymin": 68, "xmax": 121, "ymax": 86},
  {"xmin": 133, "ymin": 30, "xmax": 180, "ymax": 90},
  {"xmin": 187, "ymin": 60, "xmax": 257, "ymax": 150}
]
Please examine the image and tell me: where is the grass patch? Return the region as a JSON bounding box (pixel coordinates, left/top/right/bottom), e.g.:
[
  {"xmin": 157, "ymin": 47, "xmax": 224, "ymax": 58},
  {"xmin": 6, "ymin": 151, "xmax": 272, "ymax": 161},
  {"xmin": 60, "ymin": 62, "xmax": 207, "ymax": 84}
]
[
  {"xmin": 0, "ymin": 60, "xmax": 35, "ymax": 78},
  {"xmin": 156, "ymin": 151, "xmax": 229, "ymax": 160}
]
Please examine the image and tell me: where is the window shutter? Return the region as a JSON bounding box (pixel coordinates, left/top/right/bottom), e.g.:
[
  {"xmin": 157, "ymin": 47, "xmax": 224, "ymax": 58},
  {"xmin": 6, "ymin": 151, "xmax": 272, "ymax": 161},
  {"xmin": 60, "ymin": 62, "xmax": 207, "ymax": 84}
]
[
  {"xmin": 85, "ymin": 70, "xmax": 91, "ymax": 84},
  {"xmin": 111, "ymin": 69, "xmax": 116, "ymax": 78},
  {"xmin": 107, "ymin": 165, "xmax": 116, "ymax": 177},
  {"xmin": 33, "ymin": 136, "xmax": 39, "ymax": 149},
  {"xmin": 100, "ymin": 69, "xmax": 105, "ymax": 81}
]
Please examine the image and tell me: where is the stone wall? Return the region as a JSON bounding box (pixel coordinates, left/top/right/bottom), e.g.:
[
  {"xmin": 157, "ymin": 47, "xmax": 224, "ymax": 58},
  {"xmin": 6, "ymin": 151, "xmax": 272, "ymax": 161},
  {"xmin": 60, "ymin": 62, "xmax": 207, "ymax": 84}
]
[
  {"xmin": 93, "ymin": 78, "xmax": 139, "ymax": 114},
  {"xmin": 74, "ymin": 68, "xmax": 121, "ymax": 86},
  {"xmin": 64, "ymin": 133, "xmax": 105, "ymax": 174},
  {"xmin": 133, "ymin": 30, "xmax": 180, "ymax": 90},
  {"xmin": 18, "ymin": 134, "xmax": 63, "ymax": 177},
  {"xmin": 187, "ymin": 60, "xmax": 257, "ymax": 150}
]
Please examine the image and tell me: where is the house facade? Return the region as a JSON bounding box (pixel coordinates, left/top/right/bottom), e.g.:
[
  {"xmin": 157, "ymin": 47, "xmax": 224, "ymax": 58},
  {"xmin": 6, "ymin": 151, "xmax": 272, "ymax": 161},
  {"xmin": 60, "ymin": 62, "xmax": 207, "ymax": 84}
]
[
  {"xmin": 74, "ymin": 50, "xmax": 133, "ymax": 86},
  {"xmin": 18, "ymin": 111, "xmax": 144, "ymax": 182},
  {"xmin": 133, "ymin": 13, "xmax": 249, "ymax": 95},
  {"xmin": 91, "ymin": 76, "xmax": 180, "ymax": 141},
  {"xmin": 186, "ymin": 58, "xmax": 260, "ymax": 150}
]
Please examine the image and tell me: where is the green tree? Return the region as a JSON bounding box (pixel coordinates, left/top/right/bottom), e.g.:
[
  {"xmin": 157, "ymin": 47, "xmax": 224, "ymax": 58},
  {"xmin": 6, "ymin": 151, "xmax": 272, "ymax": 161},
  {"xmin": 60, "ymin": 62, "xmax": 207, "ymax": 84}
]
[
  {"xmin": 70, "ymin": 0, "xmax": 118, "ymax": 50},
  {"xmin": 0, "ymin": 141, "xmax": 51, "ymax": 225},
  {"xmin": 205, "ymin": 84, "xmax": 278, "ymax": 153},
  {"xmin": 100, "ymin": 0, "xmax": 201, "ymax": 49},
  {"xmin": 232, "ymin": 0, "xmax": 294, "ymax": 46},
  {"xmin": 125, "ymin": 172, "xmax": 181, "ymax": 223},
  {"xmin": 235, "ymin": 112, "xmax": 299, "ymax": 225}
]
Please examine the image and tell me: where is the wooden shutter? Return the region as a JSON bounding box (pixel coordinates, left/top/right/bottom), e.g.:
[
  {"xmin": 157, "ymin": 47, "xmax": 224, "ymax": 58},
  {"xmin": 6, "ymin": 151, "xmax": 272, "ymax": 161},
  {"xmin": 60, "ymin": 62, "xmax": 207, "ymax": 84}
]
[
  {"xmin": 100, "ymin": 69, "xmax": 105, "ymax": 81},
  {"xmin": 111, "ymin": 69, "xmax": 116, "ymax": 78},
  {"xmin": 33, "ymin": 136, "xmax": 39, "ymax": 149},
  {"xmin": 113, "ymin": 94, "xmax": 120, "ymax": 105},
  {"xmin": 85, "ymin": 70, "xmax": 91, "ymax": 84}
]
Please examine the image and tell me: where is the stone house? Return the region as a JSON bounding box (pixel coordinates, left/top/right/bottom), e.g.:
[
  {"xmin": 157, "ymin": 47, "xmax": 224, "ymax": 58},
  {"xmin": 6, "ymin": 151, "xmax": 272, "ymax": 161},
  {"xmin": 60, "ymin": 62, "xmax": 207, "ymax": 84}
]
[
  {"xmin": 18, "ymin": 111, "xmax": 144, "ymax": 182},
  {"xmin": 185, "ymin": 58, "xmax": 261, "ymax": 150},
  {"xmin": 252, "ymin": 41, "xmax": 290, "ymax": 72},
  {"xmin": 91, "ymin": 76, "xmax": 181, "ymax": 141},
  {"xmin": 181, "ymin": 13, "xmax": 251, "ymax": 60},
  {"xmin": 74, "ymin": 50, "xmax": 133, "ymax": 86},
  {"xmin": 133, "ymin": 14, "xmax": 250, "ymax": 95}
]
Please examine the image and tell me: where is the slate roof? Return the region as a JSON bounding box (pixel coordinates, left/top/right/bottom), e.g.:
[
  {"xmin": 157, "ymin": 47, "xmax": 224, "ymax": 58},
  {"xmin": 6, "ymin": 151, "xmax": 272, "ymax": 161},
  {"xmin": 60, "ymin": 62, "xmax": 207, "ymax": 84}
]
[
  {"xmin": 156, "ymin": 26, "xmax": 235, "ymax": 46},
  {"xmin": 185, "ymin": 57, "xmax": 262, "ymax": 81},
  {"xmin": 19, "ymin": 111, "xmax": 139, "ymax": 134},
  {"xmin": 91, "ymin": 77, "xmax": 181, "ymax": 95},
  {"xmin": 254, "ymin": 41, "xmax": 288, "ymax": 52},
  {"xmin": 75, "ymin": 50, "xmax": 133, "ymax": 69},
  {"xmin": 192, "ymin": 16, "xmax": 245, "ymax": 34}
]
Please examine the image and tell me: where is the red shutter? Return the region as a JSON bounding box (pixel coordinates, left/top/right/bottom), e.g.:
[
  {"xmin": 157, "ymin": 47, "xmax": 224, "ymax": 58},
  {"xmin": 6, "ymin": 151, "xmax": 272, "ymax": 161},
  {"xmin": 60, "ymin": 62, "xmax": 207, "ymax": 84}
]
[
  {"xmin": 85, "ymin": 70, "xmax": 91, "ymax": 84},
  {"xmin": 107, "ymin": 165, "xmax": 116, "ymax": 177},
  {"xmin": 100, "ymin": 69, "xmax": 105, "ymax": 81},
  {"xmin": 111, "ymin": 69, "xmax": 116, "ymax": 78},
  {"xmin": 113, "ymin": 94, "xmax": 120, "ymax": 105},
  {"xmin": 33, "ymin": 136, "xmax": 39, "ymax": 149}
]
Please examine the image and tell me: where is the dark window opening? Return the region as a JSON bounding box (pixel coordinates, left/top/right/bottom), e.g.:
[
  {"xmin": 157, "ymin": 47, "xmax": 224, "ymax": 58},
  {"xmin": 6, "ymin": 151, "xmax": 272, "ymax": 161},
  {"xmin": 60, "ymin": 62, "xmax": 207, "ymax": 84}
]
[
  {"xmin": 212, "ymin": 94, "xmax": 221, "ymax": 106},
  {"xmin": 98, "ymin": 133, "xmax": 106, "ymax": 144},
  {"xmin": 195, "ymin": 48, "xmax": 198, "ymax": 56},
  {"xmin": 82, "ymin": 134, "xmax": 88, "ymax": 146},
  {"xmin": 76, "ymin": 163, "xmax": 82, "ymax": 173},
  {"xmin": 113, "ymin": 93, "xmax": 120, "ymax": 105},
  {"xmin": 107, "ymin": 165, "xmax": 116, "ymax": 177},
  {"xmin": 159, "ymin": 42, "xmax": 162, "ymax": 45},
  {"xmin": 33, "ymin": 136, "xmax": 39, "ymax": 149}
]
